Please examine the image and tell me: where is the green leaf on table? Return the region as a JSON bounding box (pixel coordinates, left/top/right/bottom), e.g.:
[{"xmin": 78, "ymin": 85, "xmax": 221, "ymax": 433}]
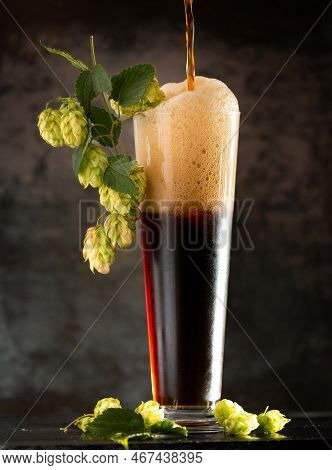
[
  {"xmin": 90, "ymin": 107, "xmax": 121, "ymax": 148},
  {"xmin": 110, "ymin": 432, "xmax": 151, "ymax": 450},
  {"xmin": 75, "ymin": 71, "xmax": 95, "ymax": 114},
  {"xmin": 150, "ymin": 420, "xmax": 188, "ymax": 437},
  {"xmin": 92, "ymin": 64, "xmax": 113, "ymax": 96},
  {"xmin": 84, "ymin": 408, "xmax": 145, "ymax": 440},
  {"xmin": 41, "ymin": 43, "xmax": 89, "ymax": 71},
  {"xmin": 111, "ymin": 64, "xmax": 155, "ymax": 107},
  {"xmin": 72, "ymin": 124, "xmax": 91, "ymax": 175},
  {"xmin": 103, "ymin": 155, "xmax": 138, "ymax": 196}
]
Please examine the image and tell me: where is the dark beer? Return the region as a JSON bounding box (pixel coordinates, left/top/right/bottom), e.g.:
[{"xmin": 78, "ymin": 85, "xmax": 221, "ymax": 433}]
[{"xmin": 141, "ymin": 208, "xmax": 231, "ymax": 407}]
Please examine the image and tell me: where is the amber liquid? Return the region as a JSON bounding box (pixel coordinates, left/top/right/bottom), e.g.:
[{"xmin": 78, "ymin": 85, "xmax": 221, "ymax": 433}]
[
  {"xmin": 141, "ymin": 210, "xmax": 231, "ymax": 407},
  {"xmin": 184, "ymin": 0, "xmax": 195, "ymax": 91}
]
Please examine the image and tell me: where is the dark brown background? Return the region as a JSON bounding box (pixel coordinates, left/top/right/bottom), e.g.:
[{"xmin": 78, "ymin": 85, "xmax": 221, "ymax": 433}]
[{"xmin": 0, "ymin": 0, "xmax": 331, "ymax": 419}]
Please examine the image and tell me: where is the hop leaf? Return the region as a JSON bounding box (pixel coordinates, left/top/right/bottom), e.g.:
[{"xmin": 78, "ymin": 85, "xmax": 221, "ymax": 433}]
[
  {"xmin": 257, "ymin": 408, "xmax": 291, "ymax": 434},
  {"xmin": 222, "ymin": 411, "xmax": 259, "ymax": 436},
  {"xmin": 111, "ymin": 64, "xmax": 156, "ymax": 108},
  {"xmin": 78, "ymin": 144, "xmax": 108, "ymax": 189},
  {"xmin": 91, "ymin": 64, "xmax": 113, "ymax": 96},
  {"xmin": 90, "ymin": 107, "xmax": 121, "ymax": 148},
  {"xmin": 150, "ymin": 420, "xmax": 188, "ymax": 437},
  {"xmin": 37, "ymin": 107, "xmax": 64, "ymax": 147},
  {"xmin": 94, "ymin": 398, "xmax": 122, "ymax": 416},
  {"xmin": 110, "ymin": 77, "xmax": 165, "ymax": 117},
  {"xmin": 41, "ymin": 43, "xmax": 89, "ymax": 71},
  {"xmin": 85, "ymin": 408, "xmax": 145, "ymax": 439},
  {"xmin": 214, "ymin": 399, "xmax": 244, "ymax": 425},
  {"xmin": 103, "ymin": 154, "xmax": 138, "ymax": 197},
  {"xmin": 130, "ymin": 165, "xmax": 146, "ymax": 203},
  {"xmin": 99, "ymin": 185, "xmax": 132, "ymax": 215},
  {"xmin": 104, "ymin": 213, "xmax": 136, "ymax": 249},
  {"xmin": 75, "ymin": 71, "xmax": 95, "ymax": 114},
  {"xmin": 109, "ymin": 433, "xmax": 151, "ymax": 450},
  {"xmin": 82, "ymin": 225, "xmax": 115, "ymax": 274},
  {"xmin": 135, "ymin": 400, "xmax": 164, "ymax": 429},
  {"xmin": 60, "ymin": 99, "xmax": 88, "ymax": 148}
]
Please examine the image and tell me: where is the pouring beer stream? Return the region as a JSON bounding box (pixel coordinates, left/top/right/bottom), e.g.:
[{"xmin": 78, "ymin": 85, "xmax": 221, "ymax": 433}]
[{"xmin": 184, "ymin": 0, "xmax": 195, "ymax": 90}]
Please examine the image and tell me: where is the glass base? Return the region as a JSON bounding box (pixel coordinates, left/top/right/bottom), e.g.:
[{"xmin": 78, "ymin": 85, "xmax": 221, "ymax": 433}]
[{"xmin": 163, "ymin": 407, "xmax": 222, "ymax": 433}]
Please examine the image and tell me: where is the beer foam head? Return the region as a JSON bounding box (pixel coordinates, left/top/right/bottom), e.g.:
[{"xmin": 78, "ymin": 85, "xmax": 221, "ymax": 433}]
[
  {"xmin": 160, "ymin": 76, "xmax": 239, "ymax": 112},
  {"xmin": 134, "ymin": 77, "xmax": 240, "ymax": 211}
]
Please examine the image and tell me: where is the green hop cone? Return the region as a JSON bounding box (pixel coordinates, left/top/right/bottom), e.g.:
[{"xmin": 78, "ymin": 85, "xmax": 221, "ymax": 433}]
[
  {"xmin": 82, "ymin": 225, "xmax": 115, "ymax": 275},
  {"xmin": 223, "ymin": 411, "xmax": 259, "ymax": 437},
  {"xmin": 111, "ymin": 77, "xmax": 165, "ymax": 117},
  {"xmin": 214, "ymin": 399, "xmax": 244, "ymax": 426},
  {"xmin": 76, "ymin": 416, "xmax": 94, "ymax": 432},
  {"xmin": 130, "ymin": 165, "xmax": 146, "ymax": 204},
  {"xmin": 94, "ymin": 398, "xmax": 122, "ymax": 417},
  {"xmin": 78, "ymin": 145, "xmax": 108, "ymax": 189},
  {"xmin": 37, "ymin": 107, "xmax": 64, "ymax": 147},
  {"xmin": 104, "ymin": 213, "xmax": 136, "ymax": 249},
  {"xmin": 99, "ymin": 185, "xmax": 132, "ymax": 215},
  {"xmin": 257, "ymin": 408, "xmax": 291, "ymax": 434},
  {"xmin": 59, "ymin": 98, "xmax": 82, "ymax": 114},
  {"xmin": 135, "ymin": 400, "xmax": 164, "ymax": 429},
  {"xmin": 60, "ymin": 98, "xmax": 88, "ymax": 148}
]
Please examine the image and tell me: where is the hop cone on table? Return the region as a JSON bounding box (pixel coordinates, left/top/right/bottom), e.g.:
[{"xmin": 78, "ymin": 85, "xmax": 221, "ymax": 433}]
[
  {"xmin": 214, "ymin": 399, "xmax": 244, "ymax": 425},
  {"xmin": 104, "ymin": 212, "xmax": 136, "ymax": 249},
  {"xmin": 111, "ymin": 77, "xmax": 165, "ymax": 117},
  {"xmin": 82, "ymin": 225, "xmax": 115, "ymax": 274},
  {"xmin": 60, "ymin": 98, "xmax": 88, "ymax": 148},
  {"xmin": 78, "ymin": 144, "xmax": 108, "ymax": 189},
  {"xmin": 94, "ymin": 398, "xmax": 122, "ymax": 416},
  {"xmin": 130, "ymin": 165, "xmax": 146, "ymax": 203},
  {"xmin": 76, "ymin": 416, "xmax": 94, "ymax": 432},
  {"xmin": 135, "ymin": 400, "xmax": 164, "ymax": 429},
  {"xmin": 37, "ymin": 108, "xmax": 64, "ymax": 147},
  {"xmin": 257, "ymin": 408, "xmax": 291, "ymax": 433},
  {"xmin": 99, "ymin": 185, "xmax": 131, "ymax": 215},
  {"xmin": 222, "ymin": 411, "xmax": 259, "ymax": 437}
]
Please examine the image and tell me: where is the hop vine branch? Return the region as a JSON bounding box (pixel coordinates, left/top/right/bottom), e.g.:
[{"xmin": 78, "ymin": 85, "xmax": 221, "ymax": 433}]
[{"xmin": 37, "ymin": 36, "xmax": 165, "ymax": 274}]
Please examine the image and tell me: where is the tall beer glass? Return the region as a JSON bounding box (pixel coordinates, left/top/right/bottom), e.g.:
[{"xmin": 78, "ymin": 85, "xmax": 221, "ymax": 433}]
[{"xmin": 134, "ymin": 86, "xmax": 240, "ymax": 430}]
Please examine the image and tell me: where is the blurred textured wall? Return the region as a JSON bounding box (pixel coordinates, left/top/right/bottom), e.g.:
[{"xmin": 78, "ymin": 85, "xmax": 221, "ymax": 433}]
[{"xmin": 0, "ymin": 0, "xmax": 331, "ymax": 418}]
